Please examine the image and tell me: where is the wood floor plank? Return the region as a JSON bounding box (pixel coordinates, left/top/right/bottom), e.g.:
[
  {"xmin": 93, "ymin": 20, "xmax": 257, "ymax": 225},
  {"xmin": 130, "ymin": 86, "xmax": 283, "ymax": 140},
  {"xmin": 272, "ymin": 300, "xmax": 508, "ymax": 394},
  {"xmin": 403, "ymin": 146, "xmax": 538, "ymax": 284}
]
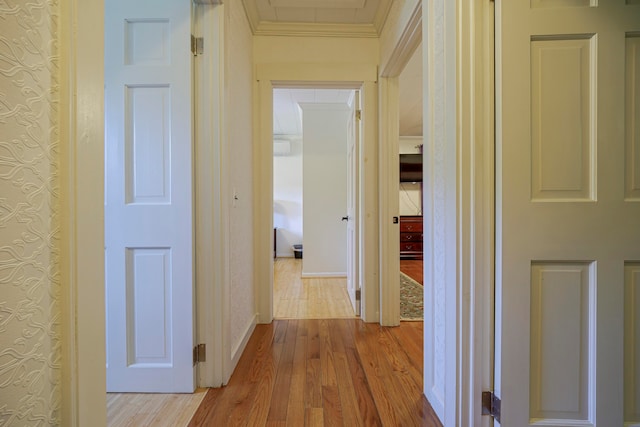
[
  {"xmin": 285, "ymin": 331, "xmax": 306, "ymax": 426},
  {"xmin": 321, "ymin": 385, "xmax": 343, "ymax": 426},
  {"xmin": 267, "ymin": 320, "xmax": 298, "ymax": 422},
  {"xmin": 274, "ymin": 258, "xmax": 356, "ymax": 319},
  {"xmin": 188, "ymin": 319, "xmax": 442, "ymax": 427}
]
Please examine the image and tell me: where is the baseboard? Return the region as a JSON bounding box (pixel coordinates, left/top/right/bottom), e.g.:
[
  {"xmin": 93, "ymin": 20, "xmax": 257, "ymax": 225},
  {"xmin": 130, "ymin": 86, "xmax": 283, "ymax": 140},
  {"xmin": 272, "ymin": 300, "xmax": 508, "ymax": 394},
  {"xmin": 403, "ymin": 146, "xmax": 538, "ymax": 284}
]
[
  {"xmin": 300, "ymin": 272, "xmax": 347, "ymax": 278},
  {"xmin": 230, "ymin": 314, "xmax": 257, "ymax": 373},
  {"xmin": 276, "ymin": 253, "xmax": 295, "ymax": 258}
]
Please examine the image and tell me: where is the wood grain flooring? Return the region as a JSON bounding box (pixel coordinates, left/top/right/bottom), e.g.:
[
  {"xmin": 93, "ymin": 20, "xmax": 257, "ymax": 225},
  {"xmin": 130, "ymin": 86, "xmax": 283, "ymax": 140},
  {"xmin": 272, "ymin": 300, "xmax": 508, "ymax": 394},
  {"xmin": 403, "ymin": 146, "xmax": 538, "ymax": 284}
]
[
  {"xmin": 188, "ymin": 319, "xmax": 441, "ymax": 427},
  {"xmin": 274, "ymin": 258, "xmax": 356, "ymax": 319},
  {"xmin": 400, "ymin": 259, "xmax": 423, "ymax": 285},
  {"xmin": 107, "ymin": 388, "xmax": 207, "ymax": 427}
]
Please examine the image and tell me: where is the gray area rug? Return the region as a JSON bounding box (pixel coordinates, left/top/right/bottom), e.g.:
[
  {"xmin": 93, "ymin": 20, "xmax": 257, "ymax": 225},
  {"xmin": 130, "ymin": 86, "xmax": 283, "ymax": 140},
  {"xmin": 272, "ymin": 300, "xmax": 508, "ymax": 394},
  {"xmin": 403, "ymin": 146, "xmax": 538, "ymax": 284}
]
[{"xmin": 400, "ymin": 272, "xmax": 423, "ymax": 321}]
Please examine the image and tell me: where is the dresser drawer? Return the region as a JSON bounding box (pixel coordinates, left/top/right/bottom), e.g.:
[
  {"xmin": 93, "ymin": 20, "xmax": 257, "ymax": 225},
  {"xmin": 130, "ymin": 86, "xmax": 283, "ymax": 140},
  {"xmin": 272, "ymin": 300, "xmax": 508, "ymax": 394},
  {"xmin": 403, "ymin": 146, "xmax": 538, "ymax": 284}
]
[
  {"xmin": 399, "ymin": 220, "xmax": 423, "ymax": 233},
  {"xmin": 400, "ymin": 242, "xmax": 423, "ymax": 253},
  {"xmin": 400, "ymin": 232, "xmax": 423, "ymax": 242}
]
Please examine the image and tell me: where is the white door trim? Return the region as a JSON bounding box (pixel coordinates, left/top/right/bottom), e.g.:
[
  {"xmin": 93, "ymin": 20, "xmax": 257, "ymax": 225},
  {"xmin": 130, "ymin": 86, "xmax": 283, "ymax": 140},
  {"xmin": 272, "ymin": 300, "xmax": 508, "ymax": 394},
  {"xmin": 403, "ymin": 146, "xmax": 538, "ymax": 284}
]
[
  {"xmin": 378, "ymin": 0, "xmax": 421, "ymax": 328},
  {"xmin": 455, "ymin": 1, "xmax": 495, "ymax": 425},
  {"xmin": 254, "ymin": 64, "xmax": 379, "ymax": 324},
  {"xmin": 61, "ymin": 0, "xmax": 106, "ymax": 424},
  {"xmin": 378, "ymin": 76, "xmax": 401, "ymax": 327},
  {"xmin": 194, "ymin": 3, "xmax": 231, "ymax": 387}
]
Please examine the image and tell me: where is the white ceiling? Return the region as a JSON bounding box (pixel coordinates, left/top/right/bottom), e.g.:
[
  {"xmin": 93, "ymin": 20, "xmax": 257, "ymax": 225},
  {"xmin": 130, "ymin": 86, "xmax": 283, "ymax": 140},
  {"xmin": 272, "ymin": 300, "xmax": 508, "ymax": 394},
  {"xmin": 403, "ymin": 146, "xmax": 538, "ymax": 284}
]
[
  {"xmin": 241, "ymin": 0, "xmax": 391, "ymax": 37},
  {"xmin": 273, "ymin": 88, "xmax": 355, "ymax": 136}
]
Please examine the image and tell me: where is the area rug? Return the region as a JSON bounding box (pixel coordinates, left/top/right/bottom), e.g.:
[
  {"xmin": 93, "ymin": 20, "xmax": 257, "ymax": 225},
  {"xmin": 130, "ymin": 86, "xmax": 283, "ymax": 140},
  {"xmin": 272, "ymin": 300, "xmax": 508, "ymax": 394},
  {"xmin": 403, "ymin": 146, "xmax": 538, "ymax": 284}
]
[{"xmin": 400, "ymin": 272, "xmax": 423, "ymax": 321}]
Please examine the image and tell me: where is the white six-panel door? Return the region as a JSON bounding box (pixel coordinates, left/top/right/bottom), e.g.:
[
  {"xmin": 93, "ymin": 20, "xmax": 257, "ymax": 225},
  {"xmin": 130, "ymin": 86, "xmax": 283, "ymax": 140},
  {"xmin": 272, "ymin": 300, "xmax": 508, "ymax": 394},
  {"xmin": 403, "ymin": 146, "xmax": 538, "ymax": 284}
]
[
  {"xmin": 105, "ymin": 0, "xmax": 195, "ymax": 392},
  {"xmin": 497, "ymin": 1, "xmax": 640, "ymax": 425}
]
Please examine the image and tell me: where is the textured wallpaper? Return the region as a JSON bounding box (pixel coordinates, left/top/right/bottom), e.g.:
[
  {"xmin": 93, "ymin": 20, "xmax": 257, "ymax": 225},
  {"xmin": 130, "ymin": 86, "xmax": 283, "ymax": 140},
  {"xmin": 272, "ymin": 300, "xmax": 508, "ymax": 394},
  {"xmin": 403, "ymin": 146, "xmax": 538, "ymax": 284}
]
[{"xmin": 0, "ymin": 0, "xmax": 61, "ymax": 425}]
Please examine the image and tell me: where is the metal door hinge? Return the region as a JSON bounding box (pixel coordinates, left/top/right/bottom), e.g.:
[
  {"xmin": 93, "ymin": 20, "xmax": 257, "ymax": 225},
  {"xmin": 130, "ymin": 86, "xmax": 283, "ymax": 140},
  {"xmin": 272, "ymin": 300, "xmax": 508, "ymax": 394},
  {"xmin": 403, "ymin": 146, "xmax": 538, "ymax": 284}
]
[
  {"xmin": 355, "ymin": 289, "xmax": 361, "ymax": 301},
  {"xmin": 191, "ymin": 35, "xmax": 204, "ymax": 56},
  {"xmin": 482, "ymin": 391, "xmax": 501, "ymax": 423},
  {"xmin": 355, "ymin": 110, "xmax": 362, "ymax": 121},
  {"xmin": 193, "ymin": 343, "xmax": 206, "ymax": 365}
]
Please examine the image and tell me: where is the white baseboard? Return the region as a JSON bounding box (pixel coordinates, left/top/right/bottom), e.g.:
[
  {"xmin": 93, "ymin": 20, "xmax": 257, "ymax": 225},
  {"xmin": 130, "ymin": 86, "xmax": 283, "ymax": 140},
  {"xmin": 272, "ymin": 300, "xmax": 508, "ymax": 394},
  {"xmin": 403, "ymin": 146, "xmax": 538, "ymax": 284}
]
[
  {"xmin": 300, "ymin": 272, "xmax": 347, "ymax": 278},
  {"xmin": 230, "ymin": 314, "xmax": 257, "ymax": 373},
  {"xmin": 276, "ymin": 252, "xmax": 295, "ymax": 258}
]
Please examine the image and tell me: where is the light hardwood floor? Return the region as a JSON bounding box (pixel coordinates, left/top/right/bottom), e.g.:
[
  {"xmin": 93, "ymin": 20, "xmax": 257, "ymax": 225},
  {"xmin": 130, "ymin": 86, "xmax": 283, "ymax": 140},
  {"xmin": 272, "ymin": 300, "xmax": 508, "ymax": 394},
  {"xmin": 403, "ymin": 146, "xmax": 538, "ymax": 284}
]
[
  {"xmin": 107, "ymin": 388, "xmax": 207, "ymax": 427},
  {"xmin": 274, "ymin": 258, "xmax": 356, "ymax": 319}
]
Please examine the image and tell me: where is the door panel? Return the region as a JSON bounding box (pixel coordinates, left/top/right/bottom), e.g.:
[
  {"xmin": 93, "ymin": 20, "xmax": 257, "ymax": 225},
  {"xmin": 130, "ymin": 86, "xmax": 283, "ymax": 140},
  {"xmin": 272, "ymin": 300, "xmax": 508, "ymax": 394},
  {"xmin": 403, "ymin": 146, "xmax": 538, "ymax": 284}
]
[
  {"xmin": 105, "ymin": 0, "xmax": 195, "ymax": 392},
  {"xmin": 497, "ymin": 2, "xmax": 640, "ymax": 425}
]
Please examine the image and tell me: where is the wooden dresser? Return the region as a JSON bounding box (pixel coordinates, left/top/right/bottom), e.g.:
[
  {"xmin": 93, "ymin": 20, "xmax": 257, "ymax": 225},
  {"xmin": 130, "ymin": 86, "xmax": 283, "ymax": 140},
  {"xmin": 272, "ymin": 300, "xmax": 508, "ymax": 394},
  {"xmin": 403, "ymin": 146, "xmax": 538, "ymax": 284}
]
[{"xmin": 400, "ymin": 215, "xmax": 423, "ymax": 260}]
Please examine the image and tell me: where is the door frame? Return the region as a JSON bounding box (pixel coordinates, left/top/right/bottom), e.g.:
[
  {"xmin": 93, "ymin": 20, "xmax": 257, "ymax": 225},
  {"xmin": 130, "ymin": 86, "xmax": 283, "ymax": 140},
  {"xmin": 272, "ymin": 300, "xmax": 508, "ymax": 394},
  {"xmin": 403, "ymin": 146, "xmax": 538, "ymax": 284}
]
[
  {"xmin": 254, "ymin": 64, "xmax": 379, "ymax": 324},
  {"xmin": 378, "ymin": 1, "xmax": 422, "ymax": 328},
  {"xmin": 378, "ymin": 0, "xmax": 495, "ymax": 425},
  {"xmin": 65, "ymin": 0, "xmax": 495, "ymax": 425}
]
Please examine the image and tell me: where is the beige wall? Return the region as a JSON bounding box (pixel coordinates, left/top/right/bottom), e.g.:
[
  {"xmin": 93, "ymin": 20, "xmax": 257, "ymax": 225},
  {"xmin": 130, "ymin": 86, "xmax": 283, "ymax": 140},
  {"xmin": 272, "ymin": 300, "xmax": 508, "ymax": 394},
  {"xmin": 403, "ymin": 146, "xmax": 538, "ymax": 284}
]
[
  {"xmin": 254, "ymin": 36, "xmax": 379, "ymax": 65},
  {"xmin": 0, "ymin": 0, "xmax": 62, "ymax": 423}
]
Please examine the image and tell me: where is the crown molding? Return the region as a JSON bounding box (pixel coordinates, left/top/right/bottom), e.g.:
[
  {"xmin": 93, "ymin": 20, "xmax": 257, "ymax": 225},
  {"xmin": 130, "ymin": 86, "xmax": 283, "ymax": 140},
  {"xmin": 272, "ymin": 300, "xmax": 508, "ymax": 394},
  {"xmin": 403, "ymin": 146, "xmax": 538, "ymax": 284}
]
[
  {"xmin": 254, "ymin": 21, "xmax": 379, "ymax": 38},
  {"xmin": 241, "ymin": 0, "xmax": 385, "ymax": 38},
  {"xmin": 372, "ymin": 0, "xmax": 392, "ymax": 35}
]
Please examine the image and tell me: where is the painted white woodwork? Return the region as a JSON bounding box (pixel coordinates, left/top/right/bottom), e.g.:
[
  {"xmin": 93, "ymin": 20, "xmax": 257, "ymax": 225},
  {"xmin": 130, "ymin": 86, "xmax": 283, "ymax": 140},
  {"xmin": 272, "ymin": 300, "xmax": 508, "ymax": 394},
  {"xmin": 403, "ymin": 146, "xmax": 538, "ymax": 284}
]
[
  {"xmin": 625, "ymin": 263, "xmax": 640, "ymax": 426},
  {"xmin": 377, "ymin": 0, "xmax": 422, "ymax": 332},
  {"xmin": 193, "ymin": 3, "xmax": 230, "ymax": 388},
  {"xmin": 300, "ymin": 103, "xmax": 349, "ymax": 277},
  {"xmin": 254, "ymin": 62, "xmax": 378, "ymax": 323},
  {"xmin": 105, "ymin": 0, "xmax": 194, "ymax": 392},
  {"xmin": 497, "ymin": 2, "xmax": 640, "ymax": 426},
  {"xmin": 531, "ymin": 37, "xmax": 595, "ymax": 202},
  {"xmin": 529, "ymin": 263, "xmax": 594, "ymax": 421},
  {"xmin": 627, "ymin": 35, "xmax": 640, "ymax": 201},
  {"xmin": 378, "ymin": 76, "xmax": 401, "ymax": 327},
  {"xmin": 421, "ymin": 0, "xmax": 458, "ymax": 424},
  {"xmin": 63, "ymin": 0, "xmax": 108, "ymax": 422},
  {"xmin": 347, "ymin": 91, "xmax": 361, "ymax": 315}
]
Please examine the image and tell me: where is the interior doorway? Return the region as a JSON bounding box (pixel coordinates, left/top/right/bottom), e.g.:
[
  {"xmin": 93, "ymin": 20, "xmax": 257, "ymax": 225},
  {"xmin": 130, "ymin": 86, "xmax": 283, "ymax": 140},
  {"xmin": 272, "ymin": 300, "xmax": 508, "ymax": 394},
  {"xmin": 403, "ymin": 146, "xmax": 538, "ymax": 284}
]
[{"xmin": 272, "ymin": 87, "xmax": 358, "ymax": 319}]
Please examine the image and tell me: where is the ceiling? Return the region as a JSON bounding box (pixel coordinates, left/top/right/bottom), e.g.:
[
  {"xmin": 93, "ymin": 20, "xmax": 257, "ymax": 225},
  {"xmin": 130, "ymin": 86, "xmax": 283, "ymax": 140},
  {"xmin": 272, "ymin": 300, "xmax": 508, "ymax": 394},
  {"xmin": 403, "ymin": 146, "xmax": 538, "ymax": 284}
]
[
  {"xmin": 241, "ymin": 0, "xmax": 392, "ymax": 37},
  {"xmin": 246, "ymin": 0, "xmax": 423, "ymax": 139}
]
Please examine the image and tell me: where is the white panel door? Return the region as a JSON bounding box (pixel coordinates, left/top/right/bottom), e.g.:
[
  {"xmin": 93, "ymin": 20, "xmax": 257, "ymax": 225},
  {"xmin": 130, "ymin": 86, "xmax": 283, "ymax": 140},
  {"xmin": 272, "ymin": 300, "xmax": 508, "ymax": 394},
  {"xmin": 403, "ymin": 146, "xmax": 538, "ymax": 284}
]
[
  {"xmin": 497, "ymin": 2, "xmax": 640, "ymax": 426},
  {"xmin": 105, "ymin": 0, "xmax": 195, "ymax": 392},
  {"xmin": 347, "ymin": 90, "xmax": 360, "ymax": 316}
]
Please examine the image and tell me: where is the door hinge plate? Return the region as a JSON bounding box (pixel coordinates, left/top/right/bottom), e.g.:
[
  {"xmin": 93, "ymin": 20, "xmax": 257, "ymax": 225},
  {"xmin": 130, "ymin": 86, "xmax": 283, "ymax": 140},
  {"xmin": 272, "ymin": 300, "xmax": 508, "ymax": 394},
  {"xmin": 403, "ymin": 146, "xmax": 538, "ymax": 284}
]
[
  {"xmin": 355, "ymin": 289, "xmax": 361, "ymax": 301},
  {"xmin": 191, "ymin": 35, "xmax": 204, "ymax": 56},
  {"xmin": 482, "ymin": 391, "xmax": 501, "ymax": 423},
  {"xmin": 355, "ymin": 110, "xmax": 362, "ymax": 121},
  {"xmin": 193, "ymin": 343, "xmax": 206, "ymax": 365}
]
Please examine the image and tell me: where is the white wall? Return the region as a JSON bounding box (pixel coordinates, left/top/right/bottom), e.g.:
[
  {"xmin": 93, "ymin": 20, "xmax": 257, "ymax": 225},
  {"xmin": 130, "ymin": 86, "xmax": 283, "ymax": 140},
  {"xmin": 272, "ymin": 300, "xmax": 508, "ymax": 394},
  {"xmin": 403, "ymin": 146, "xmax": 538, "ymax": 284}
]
[
  {"xmin": 273, "ymin": 138, "xmax": 303, "ymax": 257},
  {"xmin": 226, "ymin": 0, "xmax": 256, "ymax": 358},
  {"xmin": 301, "ymin": 103, "xmax": 350, "ymax": 277},
  {"xmin": 399, "ymin": 136, "xmax": 423, "ymax": 216}
]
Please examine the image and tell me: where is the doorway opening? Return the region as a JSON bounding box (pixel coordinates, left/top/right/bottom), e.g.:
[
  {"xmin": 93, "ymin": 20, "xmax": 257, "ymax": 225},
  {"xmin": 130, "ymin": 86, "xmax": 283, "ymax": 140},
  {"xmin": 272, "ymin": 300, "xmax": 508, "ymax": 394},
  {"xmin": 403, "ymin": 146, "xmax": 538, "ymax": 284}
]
[
  {"xmin": 272, "ymin": 87, "xmax": 358, "ymax": 320},
  {"xmin": 397, "ymin": 43, "xmax": 424, "ymax": 322}
]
